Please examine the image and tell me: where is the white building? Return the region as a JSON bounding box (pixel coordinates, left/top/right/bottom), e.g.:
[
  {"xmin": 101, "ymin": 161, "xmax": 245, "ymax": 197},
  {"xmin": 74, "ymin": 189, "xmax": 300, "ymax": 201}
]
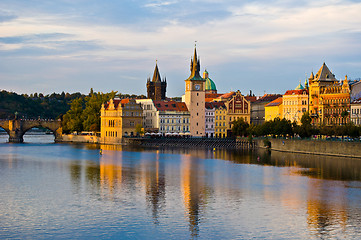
[
  {"xmin": 205, "ymin": 102, "xmax": 215, "ymax": 137},
  {"xmin": 351, "ymin": 98, "xmax": 361, "ymax": 125}
]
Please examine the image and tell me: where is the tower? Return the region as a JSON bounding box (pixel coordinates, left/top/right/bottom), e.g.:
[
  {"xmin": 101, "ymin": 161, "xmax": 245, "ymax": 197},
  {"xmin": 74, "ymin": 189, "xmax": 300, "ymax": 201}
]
[
  {"xmin": 147, "ymin": 62, "xmax": 167, "ymax": 100},
  {"xmin": 184, "ymin": 45, "xmax": 206, "ymax": 137}
]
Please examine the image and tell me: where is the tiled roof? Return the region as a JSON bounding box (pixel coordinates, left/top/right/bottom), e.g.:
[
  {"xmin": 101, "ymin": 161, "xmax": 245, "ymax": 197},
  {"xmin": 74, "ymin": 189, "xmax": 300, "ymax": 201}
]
[
  {"xmin": 245, "ymin": 96, "xmax": 257, "ymax": 102},
  {"xmin": 314, "ymin": 62, "xmax": 336, "ymax": 81},
  {"xmin": 254, "ymin": 94, "xmax": 282, "ymax": 103},
  {"xmin": 265, "ymin": 97, "xmax": 283, "ymax": 107},
  {"xmin": 153, "ymin": 100, "xmax": 189, "ymax": 112},
  {"xmin": 104, "ymin": 98, "xmax": 131, "ymax": 110},
  {"xmin": 284, "ymin": 89, "xmax": 308, "ymax": 95}
]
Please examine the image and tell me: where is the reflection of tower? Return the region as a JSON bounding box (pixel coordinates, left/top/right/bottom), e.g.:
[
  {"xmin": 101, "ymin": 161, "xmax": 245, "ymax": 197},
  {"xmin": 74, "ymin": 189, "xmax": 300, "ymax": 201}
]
[
  {"xmin": 181, "ymin": 154, "xmax": 208, "ymax": 238},
  {"xmin": 306, "ymin": 181, "xmax": 347, "ymax": 237},
  {"xmin": 144, "ymin": 151, "xmax": 166, "ymax": 223}
]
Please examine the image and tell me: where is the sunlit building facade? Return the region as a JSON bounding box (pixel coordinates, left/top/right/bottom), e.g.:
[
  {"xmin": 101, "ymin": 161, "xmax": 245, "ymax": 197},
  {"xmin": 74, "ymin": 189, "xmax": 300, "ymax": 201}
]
[{"xmin": 100, "ymin": 98, "xmax": 143, "ymax": 143}]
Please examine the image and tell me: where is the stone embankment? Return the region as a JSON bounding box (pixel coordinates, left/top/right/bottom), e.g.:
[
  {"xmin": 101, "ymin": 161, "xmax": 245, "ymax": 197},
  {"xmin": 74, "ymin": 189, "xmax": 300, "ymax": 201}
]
[
  {"xmin": 139, "ymin": 138, "xmax": 256, "ymax": 149},
  {"xmin": 255, "ymin": 138, "xmax": 361, "ymax": 158}
]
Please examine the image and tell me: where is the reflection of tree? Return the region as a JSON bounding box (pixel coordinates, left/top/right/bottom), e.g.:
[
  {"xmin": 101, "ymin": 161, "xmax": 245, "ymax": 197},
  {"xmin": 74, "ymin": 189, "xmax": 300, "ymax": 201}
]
[{"xmin": 181, "ymin": 155, "xmax": 209, "ymax": 238}]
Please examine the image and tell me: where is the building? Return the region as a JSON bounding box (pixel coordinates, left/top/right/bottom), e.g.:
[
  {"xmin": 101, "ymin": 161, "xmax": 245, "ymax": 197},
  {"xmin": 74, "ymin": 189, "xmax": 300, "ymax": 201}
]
[
  {"xmin": 250, "ymin": 94, "xmax": 282, "ymax": 125},
  {"xmin": 226, "ymin": 90, "xmax": 251, "ymax": 129},
  {"xmin": 100, "ymin": 98, "xmax": 143, "ymax": 143},
  {"xmin": 203, "ymin": 70, "xmax": 217, "ymax": 94},
  {"xmin": 136, "ymin": 99, "xmax": 158, "ymax": 132},
  {"xmin": 154, "ymin": 100, "xmax": 190, "ymax": 135},
  {"xmin": 146, "ymin": 63, "xmax": 167, "ymax": 101},
  {"xmin": 282, "ymin": 82, "xmax": 309, "ymax": 124},
  {"xmin": 205, "ymin": 102, "xmax": 215, "ymax": 138},
  {"xmin": 308, "ymin": 63, "xmax": 350, "ymax": 125},
  {"xmin": 184, "ymin": 46, "xmax": 206, "ymax": 137},
  {"xmin": 265, "ymin": 97, "xmax": 283, "ymax": 122},
  {"xmin": 214, "ymin": 102, "xmax": 227, "ymax": 138},
  {"xmin": 351, "ymin": 98, "xmax": 361, "ymax": 125}
]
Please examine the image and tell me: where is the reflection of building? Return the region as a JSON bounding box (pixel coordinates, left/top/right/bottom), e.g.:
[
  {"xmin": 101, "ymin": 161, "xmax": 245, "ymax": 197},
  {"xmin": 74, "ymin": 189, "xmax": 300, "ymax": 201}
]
[
  {"xmin": 184, "ymin": 46, "xmax": 206, "ymax": 137},
  {"xmin": 282, "ymin": 83, "xmax": 308, "ymax": 124},
  {"xmin": 308, "ymin": 63, "xmax": 350, "ymax": 125},
  {"xmin": 146, "ymin": 63, "xmax": 167, "ymax": 101},
  {"xmin": 181, "ymin": 155, "xmax": 207, "ymax": 238},
  {"xmin": 100, "ymin": 98, "xmax": 143, "ymax": 143}
]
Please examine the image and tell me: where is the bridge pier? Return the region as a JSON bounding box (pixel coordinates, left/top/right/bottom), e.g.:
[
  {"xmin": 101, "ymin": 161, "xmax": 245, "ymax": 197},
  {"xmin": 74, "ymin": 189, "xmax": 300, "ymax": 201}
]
[{"xmin": 8, "ymin": 120, "xmax": 24, "ymax": 143}]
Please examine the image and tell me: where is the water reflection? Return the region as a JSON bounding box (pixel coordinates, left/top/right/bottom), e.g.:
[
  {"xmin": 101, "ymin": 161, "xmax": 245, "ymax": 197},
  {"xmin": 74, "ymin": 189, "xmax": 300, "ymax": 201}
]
[{"xmin": 2, "ymin": 137, "xmax": 361, "ymax": 239}]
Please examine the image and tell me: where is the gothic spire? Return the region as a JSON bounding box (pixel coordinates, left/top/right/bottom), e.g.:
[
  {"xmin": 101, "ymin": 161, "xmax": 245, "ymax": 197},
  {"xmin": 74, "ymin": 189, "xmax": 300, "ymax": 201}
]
[
  {"xmin": 152, "ymin": 61, "xmax": 161, "ymax": 82},
  {"xmin": 187, "ymin": 44, "xmax": 203, "ymax": 81}
]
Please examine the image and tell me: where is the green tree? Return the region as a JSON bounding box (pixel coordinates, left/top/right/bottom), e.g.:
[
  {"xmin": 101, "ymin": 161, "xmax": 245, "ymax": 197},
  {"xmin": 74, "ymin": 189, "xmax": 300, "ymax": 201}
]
[
  {"xmin": 62, "ymin": 98, "xmax": 84, "ymax": 133},
  {"xmin": 231, "ymin": 118, "xmax": 249, "ymax": 137}
]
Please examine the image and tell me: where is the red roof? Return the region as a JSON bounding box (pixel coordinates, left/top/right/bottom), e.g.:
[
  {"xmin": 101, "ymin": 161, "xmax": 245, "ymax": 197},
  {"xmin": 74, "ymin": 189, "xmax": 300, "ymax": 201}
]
[
  {"xmin": 245, "ymin": 96, "xmax": 257, "ymax": 102},
  {"xmin": 104, "ymin": 98, "xmax": 131, "ymax": 110},
  {"xmin": 284, "ymin": 89, "xmax": 308, "ymax": 95},
  {"xmin": 254, "ymin": 94, "xmax": 282, "ymax": 103},
  {"xmin": 265, "ymin": 97, "xmax": 283, "ymax": 107},
  {"xmin": 205, "ymin": 101, "xmax": 226, "ymax": 109},
  {"xmin": 153, "ymin": 100, "xmax": 189, "ymax": 112}
]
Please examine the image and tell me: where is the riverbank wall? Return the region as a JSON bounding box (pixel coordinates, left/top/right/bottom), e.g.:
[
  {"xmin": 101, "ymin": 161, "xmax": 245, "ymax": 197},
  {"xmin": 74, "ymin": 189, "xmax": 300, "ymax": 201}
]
[
  {"xmin": 255, "ymin": 138, "xmax": 361, "ymax": 158},
  {"xmin": 61, "ymin": 134, "xmax": 99, "ymax": 143}
]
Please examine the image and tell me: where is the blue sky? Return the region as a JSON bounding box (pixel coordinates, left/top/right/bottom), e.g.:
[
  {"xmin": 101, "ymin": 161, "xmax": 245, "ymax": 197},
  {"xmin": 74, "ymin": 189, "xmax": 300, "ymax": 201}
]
[{"xmin": 1, "ymin": 0, "xmax": 361, "ymax": 97}]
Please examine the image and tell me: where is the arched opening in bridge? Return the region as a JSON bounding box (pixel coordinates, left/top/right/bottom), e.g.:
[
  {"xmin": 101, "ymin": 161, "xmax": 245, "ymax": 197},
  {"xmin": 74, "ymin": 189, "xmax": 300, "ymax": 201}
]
[{"xmin": 23, "ymin": 126, "xmax": 55, "ymax": 143}]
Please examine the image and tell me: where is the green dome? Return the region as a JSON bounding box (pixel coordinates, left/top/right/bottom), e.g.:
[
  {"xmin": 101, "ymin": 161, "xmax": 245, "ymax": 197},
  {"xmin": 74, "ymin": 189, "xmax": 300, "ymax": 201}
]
[
  {"xmin": 205, "ymin": 77, "xmax": 217, "ymax": 91},
  {"xmin": 295, "ymin": 82, "xmax": 304, "ymax": 90}
]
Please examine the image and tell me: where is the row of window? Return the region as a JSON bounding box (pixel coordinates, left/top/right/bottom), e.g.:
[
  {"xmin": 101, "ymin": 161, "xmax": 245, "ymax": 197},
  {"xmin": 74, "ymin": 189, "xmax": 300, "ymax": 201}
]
[
  {"xmin": 284, "ymin": 100, "xmax": 308, "ymax": 105},
  {"xmin": 105, "ymin": 131, "xmax": 118, "ymax": 137},
  {"xmin": 160, "ymin": 118, "xmax": 189, "ymax": 124},
  {"xmin": 159, "ymin": 126, "xmax": 189, "ymax": 131}
]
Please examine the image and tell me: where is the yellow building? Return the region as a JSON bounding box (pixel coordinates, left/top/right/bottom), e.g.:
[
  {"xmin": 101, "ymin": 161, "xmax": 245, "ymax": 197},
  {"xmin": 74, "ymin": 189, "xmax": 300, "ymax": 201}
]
[
  {"xmin": 282, "ymin": 84, "xmax": 309, "ymax": 125},
  {"xmin": 214, "ymin": 102, "xmax": 227, "ymax": 138},
  {"xmin": 100, "ymin": 98, "xmax": 143, "ymax": 143},
  {"xmin": 265, "ymin": 97, "xmax": 283, "ymax": 122},
  {"xmin": 308, "ymin": 63, "xmax": 350, "ymax": 125}
]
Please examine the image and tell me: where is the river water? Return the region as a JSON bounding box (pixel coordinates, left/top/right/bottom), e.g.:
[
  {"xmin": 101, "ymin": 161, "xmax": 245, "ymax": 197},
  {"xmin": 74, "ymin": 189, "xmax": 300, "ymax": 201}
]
[{"xmin": 1, "ymin": 134, "xmax": 361, "ymax": 239}]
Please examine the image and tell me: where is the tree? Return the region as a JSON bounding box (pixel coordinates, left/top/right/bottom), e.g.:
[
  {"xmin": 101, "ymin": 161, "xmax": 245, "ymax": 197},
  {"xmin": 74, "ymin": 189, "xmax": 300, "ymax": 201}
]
[
  {"xmin": 231, "ymin": 118, "xmax": 249, "ymax": 137},
  {"xmin": 135, "ymin": 124, "xmax": 144, "ymax": 136},
  {"xmin": 62, "ymin": 98, "xmax": 84, "ymax": 133}
]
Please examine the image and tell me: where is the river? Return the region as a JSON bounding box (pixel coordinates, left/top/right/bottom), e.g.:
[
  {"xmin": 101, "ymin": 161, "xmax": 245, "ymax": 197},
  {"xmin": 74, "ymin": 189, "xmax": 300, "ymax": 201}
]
[{"xmin": 0, "ymin": 134, "xmax": 361, "ymax": 239}]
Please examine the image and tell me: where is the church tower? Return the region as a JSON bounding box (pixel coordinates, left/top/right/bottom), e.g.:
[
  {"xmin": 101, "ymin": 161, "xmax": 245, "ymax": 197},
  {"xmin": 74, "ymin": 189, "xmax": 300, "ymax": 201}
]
[
  {"xmin": 184, "ymin": 45, "xmax": 205, "ymax": 137},
  {"xmin": 147, "ymin": 62, "xmax": 167, "ymax": 100}
]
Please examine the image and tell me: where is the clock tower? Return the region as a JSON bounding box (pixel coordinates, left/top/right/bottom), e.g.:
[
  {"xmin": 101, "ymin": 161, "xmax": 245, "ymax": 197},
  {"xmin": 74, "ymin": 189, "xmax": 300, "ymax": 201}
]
[{"xmin": 184, "ymin": 45, "xmax": 205, "ymax": 137}]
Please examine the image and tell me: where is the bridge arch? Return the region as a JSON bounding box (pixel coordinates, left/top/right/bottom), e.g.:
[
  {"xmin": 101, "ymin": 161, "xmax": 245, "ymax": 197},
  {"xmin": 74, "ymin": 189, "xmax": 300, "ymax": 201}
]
[{"xmin": 0, "ymin": 119, "xmax": 62, "ymax": 143}]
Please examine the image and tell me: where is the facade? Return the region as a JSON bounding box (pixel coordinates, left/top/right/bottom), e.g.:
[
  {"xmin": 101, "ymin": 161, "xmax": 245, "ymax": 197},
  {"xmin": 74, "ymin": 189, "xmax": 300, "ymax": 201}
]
[
  {"xmin": 282, "ymin": 85, "xmax": 308, "ymax": 125},
  {"xmin": 250, "ymin": 94, "xmax": 282, "ymax": 125},
  {"xmin": 154, "ymin": 101, "xmax": 190, "ymax": 134},
  {"xmin": 226, "ymin": 90, "xmax": 251, "ymax": 129},
  {"xmin": 265, "ymin": 97, "xmax": 283, "ymax": 122},
  {"xmin": 214, "ymin": 102, "xmax": 227, "ymax": 138},
  {"xmin": 205, "ymin": 102, "xmax": 215, "ymax": 138},
  {"xmin": 184, "ymin": 46, "xmax": 206, "ymax": 137},
  {"xmin": 203, "ymin": 70, "xmax": 217, "ymax": 94},
  {"xmin": 136, "ymin": 99, "xmax": 158, "ymax": 132},
  {"xmin": 308, "ymin": 63, "xmax": 351, "ymax": 125},
  {"xmin": 351, "ymin": 98, "xmax": 361, "ymax": 125},
  {"xmin": 146, "ymin": 63, "xmax": 167, "ymax": 101},
  {"xmin": 100, "ymin": 98, "xmax": 143, "ymax": 143}
]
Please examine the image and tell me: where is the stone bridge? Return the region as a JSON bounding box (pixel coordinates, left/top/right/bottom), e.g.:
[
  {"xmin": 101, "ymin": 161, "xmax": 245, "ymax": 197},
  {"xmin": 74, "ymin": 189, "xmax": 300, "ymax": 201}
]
[{"xmin": 0, "ymin": 119, "xmax": 62, "ymax": 143}]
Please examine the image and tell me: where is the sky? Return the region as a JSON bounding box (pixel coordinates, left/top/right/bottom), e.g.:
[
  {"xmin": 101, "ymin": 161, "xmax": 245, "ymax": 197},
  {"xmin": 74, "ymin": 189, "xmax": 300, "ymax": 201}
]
[{"xmin": 1, "ymin": 0, "xmax": 361, "ymax": 97}]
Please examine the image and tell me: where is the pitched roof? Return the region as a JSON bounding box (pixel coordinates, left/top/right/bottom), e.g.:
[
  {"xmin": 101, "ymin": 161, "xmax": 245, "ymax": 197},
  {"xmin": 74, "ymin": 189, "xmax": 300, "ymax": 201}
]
[
  {"xmin": 254, "ymin": 94, "xmax": 282, "ymax": 103},
  {"xmin": 314, "ymin": 62, "xmax": 336, "ymax": 81},
  {"xmin": 265, "ymin": 97, "xmax": 283, "ymax": 107},
  {"xmin": 245, "ymin": 96, "xmax": 257, "ymax": 102},
  {"xmin": 104, "ymin": 98, "xmax": 131, "ymax": 110},
  {"xmin": 152, "ymin": 63, "xmax": 161, "ymax": 82},
  {"xmin": 153, "ymin": 100, "xmax": 189, "ymax": 112},
  {"xmin": 284, "ymin": 89, "xmax": 308, "ymax": 95}
]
